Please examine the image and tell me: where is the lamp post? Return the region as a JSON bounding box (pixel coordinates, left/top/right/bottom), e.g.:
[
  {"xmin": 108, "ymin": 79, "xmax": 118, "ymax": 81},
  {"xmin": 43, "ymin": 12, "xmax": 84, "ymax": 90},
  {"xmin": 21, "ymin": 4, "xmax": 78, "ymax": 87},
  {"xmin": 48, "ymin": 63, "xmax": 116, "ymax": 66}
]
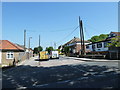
[{"xmin": 28, "ymin": 37, "xmax": 32, "ymax": 49}]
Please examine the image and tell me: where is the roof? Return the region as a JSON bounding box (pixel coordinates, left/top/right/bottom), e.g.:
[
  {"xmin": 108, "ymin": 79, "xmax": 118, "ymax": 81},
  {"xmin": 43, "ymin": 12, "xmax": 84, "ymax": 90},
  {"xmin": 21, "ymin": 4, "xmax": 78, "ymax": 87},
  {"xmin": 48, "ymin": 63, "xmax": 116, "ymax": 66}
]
[
  {"xmin": 86, "ymin": 39, "xmax": 110, "ymax": 45},
  {"xmin": 15, "ymin": 43, "xmax": 26, "ymax": 49},
  {"xmin": 0, "ymin": 40, "xmax": 24, "ymax": 51},
  {"xmin": 111, "ymin": 32, "xmax": 120, "ymax": 36},
  {"xmin": 64, "ymin": 37, "xmax": 90, "ymax": 46}
]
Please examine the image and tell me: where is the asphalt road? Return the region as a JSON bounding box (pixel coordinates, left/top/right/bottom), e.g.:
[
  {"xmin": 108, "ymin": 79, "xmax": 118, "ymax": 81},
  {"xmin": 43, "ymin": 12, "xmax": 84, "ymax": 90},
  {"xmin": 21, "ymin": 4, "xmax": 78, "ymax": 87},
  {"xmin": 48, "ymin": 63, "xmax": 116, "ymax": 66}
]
[{"xmin": 2, "ymin": 56, "xmax": 120, "ymax": 89}]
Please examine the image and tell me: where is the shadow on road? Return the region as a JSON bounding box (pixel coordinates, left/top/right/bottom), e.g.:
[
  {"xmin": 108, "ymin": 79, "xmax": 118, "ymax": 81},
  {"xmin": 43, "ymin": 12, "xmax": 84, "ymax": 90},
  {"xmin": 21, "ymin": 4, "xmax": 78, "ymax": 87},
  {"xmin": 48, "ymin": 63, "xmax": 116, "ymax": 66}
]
[
  {"xmin": 34, "ymin": 59, "xmax": 49, "ymax": 62},
  {"xmin": 2, "ymin": 64, "xmax": 120, "ymax": 89}
]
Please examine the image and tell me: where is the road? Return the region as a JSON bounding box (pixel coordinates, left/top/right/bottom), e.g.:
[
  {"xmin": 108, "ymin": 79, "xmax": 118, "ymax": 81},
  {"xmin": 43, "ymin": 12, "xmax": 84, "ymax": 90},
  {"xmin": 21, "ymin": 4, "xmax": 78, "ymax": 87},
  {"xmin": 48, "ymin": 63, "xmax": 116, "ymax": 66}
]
[{"xmin": 2, "ymin": 56, "xmax": 120, "ymax": 89}]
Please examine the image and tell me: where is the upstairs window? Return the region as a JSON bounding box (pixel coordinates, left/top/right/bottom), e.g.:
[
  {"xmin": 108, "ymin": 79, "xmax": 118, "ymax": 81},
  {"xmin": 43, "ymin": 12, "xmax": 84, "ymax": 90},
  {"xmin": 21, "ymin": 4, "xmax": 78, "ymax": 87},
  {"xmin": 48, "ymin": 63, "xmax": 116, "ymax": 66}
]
[
  {"xmin": 97, "ymin": 43, "xmax": 102, "ymax": 48},
  {"xmin": 6, "ymin": 52, "xmax": 14, "ymax": 59},
  {"xmin": 109, "ymin": 33, "xmax": 116, "ymax": 38},
  {"xmin": 104, "ymin": 42, "xmax": 108, "ymax": 48},
  {"xmin": 86, "ymin": 45, "xmax": 89, "ymax": 49}
]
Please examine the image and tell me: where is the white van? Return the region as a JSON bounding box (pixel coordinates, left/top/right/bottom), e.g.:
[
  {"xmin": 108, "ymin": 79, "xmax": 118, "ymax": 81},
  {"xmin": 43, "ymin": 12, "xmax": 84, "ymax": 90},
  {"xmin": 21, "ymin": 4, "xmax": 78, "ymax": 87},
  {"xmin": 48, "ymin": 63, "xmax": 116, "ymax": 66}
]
[{"xmin": 50, "ymin": 51, "xmax": 59, "ymax": 59}]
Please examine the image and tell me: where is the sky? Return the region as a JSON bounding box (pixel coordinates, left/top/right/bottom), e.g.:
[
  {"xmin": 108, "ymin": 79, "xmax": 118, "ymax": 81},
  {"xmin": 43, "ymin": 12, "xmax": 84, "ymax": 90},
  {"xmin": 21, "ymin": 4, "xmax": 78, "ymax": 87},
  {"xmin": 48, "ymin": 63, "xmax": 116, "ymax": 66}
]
[{"xmin": 2, "ymin": 2, "xmax": 118, "ymax": 50}]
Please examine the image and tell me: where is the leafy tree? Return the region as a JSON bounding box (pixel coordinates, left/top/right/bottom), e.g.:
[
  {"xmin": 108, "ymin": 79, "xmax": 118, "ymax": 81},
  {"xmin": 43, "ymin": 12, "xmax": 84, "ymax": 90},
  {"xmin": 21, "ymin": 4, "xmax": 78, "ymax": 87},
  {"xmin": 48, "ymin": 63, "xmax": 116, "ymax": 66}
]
[
  {"xmin": 89, "ymin": 36, "xmax": 99, "ymax": 42},
  {"xmin": 108, "ymin": 36, "xmax": 120, "ymax": 47},
  {"xmin": 45, "ymin": 46, "xmax": 54, "ymax": 54},
  {"xmin": 64, "ymin": 46, "xmax": 70, "ymax": 54},
  {"xmin": 38, "ymin": 46, "xmax": 43, "ymax": 52},
  {"xmin": 89, "ymin": 34, "xmax": 109, "ymax": 43},
  {"xmin": 33, "ymin": 46, "xmax": 43, "ymax": 54},
  {"xmin": 99, "ymin": 34, "xmax": 109, "ymax": 41},
  {"xmin": 33, "ymin": 47, "xmax": 38, "ymax": 54}
]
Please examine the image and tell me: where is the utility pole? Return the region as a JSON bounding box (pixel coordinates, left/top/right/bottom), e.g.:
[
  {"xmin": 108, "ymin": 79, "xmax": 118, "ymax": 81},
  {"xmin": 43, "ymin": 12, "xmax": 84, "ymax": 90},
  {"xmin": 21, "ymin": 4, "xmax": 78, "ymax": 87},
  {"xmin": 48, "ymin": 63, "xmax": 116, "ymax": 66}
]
[
  {"xmin": 54, "ymin": 42, "xmax": 56, "ymax": 50},
  {"xmin": 39, "ymin": 35, "xmax": 40, "ymax": 47},
  {"xmin": 38, "ymin": 35, "xmax": 40, "ymax": 61},
  {"xmin": 28, "ymin": 37, "xmax": 32, "ymax": 60},
  {"xmin": 79, "ymin": 16, "xmax": 85, "ymax": 56},
  {"xmin": 81, "ymin": 20, "xmax": 85, "ymax": 55},
  {"xmin": 24, "ymin": 29, "xmax": 26, "ymax": 51},
  {"xmin": 79, "ymin": 16, "xmax": 83, "ymax": 55}
]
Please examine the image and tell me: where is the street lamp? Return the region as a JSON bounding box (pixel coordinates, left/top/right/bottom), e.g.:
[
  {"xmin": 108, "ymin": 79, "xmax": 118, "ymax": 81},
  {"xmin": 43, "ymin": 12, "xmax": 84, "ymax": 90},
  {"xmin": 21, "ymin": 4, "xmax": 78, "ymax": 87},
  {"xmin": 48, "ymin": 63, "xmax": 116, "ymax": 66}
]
[{"xmin": 28, "ymin": 37, "xmax": 32, "ymax": 50}]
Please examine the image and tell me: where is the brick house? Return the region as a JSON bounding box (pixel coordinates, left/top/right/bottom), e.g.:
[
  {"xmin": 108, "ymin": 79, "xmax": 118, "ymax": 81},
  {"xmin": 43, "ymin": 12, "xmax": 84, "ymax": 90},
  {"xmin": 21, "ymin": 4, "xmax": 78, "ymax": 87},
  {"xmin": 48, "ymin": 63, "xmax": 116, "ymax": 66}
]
[
  {"xmin": 0, "ymin": 40, "xmax": 24, "ymax": 67},
  {"xmin": 62, "ymin": 37, "xmax": 90, "ymax": 56}
]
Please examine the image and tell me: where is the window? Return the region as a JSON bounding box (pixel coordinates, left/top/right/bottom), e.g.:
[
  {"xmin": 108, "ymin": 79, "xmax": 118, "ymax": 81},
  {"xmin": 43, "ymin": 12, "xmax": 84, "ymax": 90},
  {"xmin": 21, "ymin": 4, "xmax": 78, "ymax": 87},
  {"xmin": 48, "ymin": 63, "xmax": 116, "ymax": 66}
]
[
  {"xmin": 109, "ymin": 33, "xmax": 116, "ymax": 37},
  {"xmin": 104, "ymin": 42, "xmax": 108, "ymax": 48},
  {"xmin": 92, "ymin": 44, "xmax": 96, "ymax": 51},
  {"xmin": 6, "ymin": 52, "xmax": 14, "ymax": 59},
  {"xmin": 86, "ymin": 45, "xmax": 89, "ymax": 49},
  {"xmin": 97, "ymin": 43, "xmax": 102, "ymax": 48},
  {"xmin": 92, "ymin": 44, "xmax": 95, "ymax": 49}
]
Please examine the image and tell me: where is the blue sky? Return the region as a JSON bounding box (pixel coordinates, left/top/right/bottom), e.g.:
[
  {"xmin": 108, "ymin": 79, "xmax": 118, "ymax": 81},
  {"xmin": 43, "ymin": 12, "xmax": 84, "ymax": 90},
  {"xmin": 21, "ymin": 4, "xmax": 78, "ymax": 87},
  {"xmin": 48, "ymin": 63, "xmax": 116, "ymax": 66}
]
[{"xmin": 2, "ymin": 2, "xmax": 118, "ymax": 50}]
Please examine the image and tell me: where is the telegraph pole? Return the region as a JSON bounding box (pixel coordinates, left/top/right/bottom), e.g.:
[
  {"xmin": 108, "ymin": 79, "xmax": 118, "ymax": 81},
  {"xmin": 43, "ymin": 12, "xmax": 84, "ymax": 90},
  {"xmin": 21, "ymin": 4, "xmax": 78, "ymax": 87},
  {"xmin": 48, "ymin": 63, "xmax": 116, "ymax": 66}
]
[
  {"xmin": 38, "ymin": 35, "xmax": 40, "ymax": 62},
  {"xmin": 79, "ymin": 16, "xmax": 85, "ymax": 56},
  {"xmin": 24, "ymin": 29, "xmax": 26, "ymax": 51},
  {"xmin": 39, "ymin": 35, "xmax": 40, "ymax": 47},
  {"xmin": 54, "ymin": 42, "xmax": 56, "ymax": 50},
  {"xmin": 81, "ymin": 20, "xmax": 85, "ymax": 55},
  {"xmin": 28, "ymin": 37, "xmax": 32, "ymax": 60},
  {"xmin": 79, "ymin": 16, "xmax": 83, "ymax": 55}
]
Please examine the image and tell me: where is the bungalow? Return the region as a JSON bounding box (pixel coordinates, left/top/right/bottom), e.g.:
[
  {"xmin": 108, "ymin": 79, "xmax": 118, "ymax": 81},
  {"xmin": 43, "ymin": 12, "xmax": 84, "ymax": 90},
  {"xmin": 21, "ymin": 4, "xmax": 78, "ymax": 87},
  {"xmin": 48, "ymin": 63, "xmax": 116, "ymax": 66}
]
[
  {"xmin": 62, "ymin": 37, "xmax": 90, "ymax": 56},
  {"xmin": 86, "ymin": 32, "xmax": 120, "ymax": 55},
  {"xmin": 0, "ymin": 40, "xmax": 24, "ymax": 67}
]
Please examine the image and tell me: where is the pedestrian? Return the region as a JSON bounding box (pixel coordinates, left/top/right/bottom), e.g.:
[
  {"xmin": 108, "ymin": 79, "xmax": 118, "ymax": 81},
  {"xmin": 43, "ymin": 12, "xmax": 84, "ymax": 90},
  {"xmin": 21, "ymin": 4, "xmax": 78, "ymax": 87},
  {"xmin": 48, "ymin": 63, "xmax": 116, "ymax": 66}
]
[
  {"xmin": 39, "ymin": 52, "xmax": 40, "ymax": 65},
  {"xmin": 13, "ymin": 57, "xmax": 16, "ymax": 66}
]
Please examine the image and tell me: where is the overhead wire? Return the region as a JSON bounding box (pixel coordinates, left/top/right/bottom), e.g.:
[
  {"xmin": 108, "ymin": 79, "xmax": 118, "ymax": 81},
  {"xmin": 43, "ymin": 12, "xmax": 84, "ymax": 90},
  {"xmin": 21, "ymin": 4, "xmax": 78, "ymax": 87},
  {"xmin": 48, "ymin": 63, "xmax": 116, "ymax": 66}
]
[
  {"xmin": 26, "ymin": 26, "xmax": 77, "ymax": 33},
  {"xmin": 56, "ymin": 26, "xmax": 79, "ymax": 45}
]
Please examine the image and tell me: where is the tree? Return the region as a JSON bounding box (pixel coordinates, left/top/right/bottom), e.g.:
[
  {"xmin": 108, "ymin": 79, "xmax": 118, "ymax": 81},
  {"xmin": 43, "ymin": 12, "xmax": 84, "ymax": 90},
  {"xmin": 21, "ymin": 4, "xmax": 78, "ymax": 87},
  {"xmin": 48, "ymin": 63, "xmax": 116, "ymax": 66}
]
[
  {"xmin": 88, "ymin": 34, "xmax": 109, "ymax": 43},
  {"xmin": 33, "ymin": 46, "xmax": 43, "ymax": 54},
  {"xmin": 33, "ymin": 47, "xmax": 38, "ymax": 54},
  {"xmin": 89, "ymin": 36, "xmax": 99, "ymax": 42},
  {"xmin": 99, "ymin": 34, "xmax": 109, "ymax": 41},
  {"xmin": 38, "ymin": 46, "xmax": 43, "ymax": 52},
  {"xmin": 45, "ymin": 46, "xmax": 54, "ymax": 54},
  {"xmin": 108, "ymin": 36, "xmax": 120, "ymax": 47},
  {"xmin": 64, "ymin": 46, "xmax": 70, "ymax": 54}
]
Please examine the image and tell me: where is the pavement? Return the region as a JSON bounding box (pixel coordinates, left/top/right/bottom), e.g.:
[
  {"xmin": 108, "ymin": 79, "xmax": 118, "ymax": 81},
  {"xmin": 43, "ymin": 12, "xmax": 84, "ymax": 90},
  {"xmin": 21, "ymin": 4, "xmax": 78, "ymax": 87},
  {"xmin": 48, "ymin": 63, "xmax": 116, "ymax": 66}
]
[
  {"xmin": 61, "ymin": 55, "xmax": 120, "ymax": 62},
  {"xmin": 2, "ymin": 56, "xmax": 120, "ymax": 89}
]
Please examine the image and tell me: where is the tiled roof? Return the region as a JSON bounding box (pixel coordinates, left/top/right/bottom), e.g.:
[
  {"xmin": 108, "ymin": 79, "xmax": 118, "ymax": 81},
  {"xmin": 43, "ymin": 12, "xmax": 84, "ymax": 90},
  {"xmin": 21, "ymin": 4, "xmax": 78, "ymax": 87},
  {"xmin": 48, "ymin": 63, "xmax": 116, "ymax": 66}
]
[
  {"xmin": 111, "ymin": 32, "xmax": 120, "ymax": 36},
  {"xmin": 0, "ymin": 40, "xmax": 24, "ymax": 51},
  {"xmin": 64, "ymin": 37, "xmax": 90, "ymax": 46}
]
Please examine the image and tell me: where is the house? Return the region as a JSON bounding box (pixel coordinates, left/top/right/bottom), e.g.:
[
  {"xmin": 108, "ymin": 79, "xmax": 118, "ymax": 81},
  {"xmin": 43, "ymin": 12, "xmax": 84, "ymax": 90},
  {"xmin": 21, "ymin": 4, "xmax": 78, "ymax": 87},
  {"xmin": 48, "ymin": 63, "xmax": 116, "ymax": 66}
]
[
  {"xmin": 85, "ymin": 40, "xmax": 110, "ymax": 54},
  {"xmin": 86, "ymin": 32, "xmax": 120, "ymax": 57},
  {"xmin": 58, "ymin": 45, "xmax": 63, "ymax": 54},
  {"xmin": 0, "ymin": 40, "xmax": 25, "ymax": 67},
  {"xmin": 62, "ymin": 37, "xmax": 90, "ymax": 56}
]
